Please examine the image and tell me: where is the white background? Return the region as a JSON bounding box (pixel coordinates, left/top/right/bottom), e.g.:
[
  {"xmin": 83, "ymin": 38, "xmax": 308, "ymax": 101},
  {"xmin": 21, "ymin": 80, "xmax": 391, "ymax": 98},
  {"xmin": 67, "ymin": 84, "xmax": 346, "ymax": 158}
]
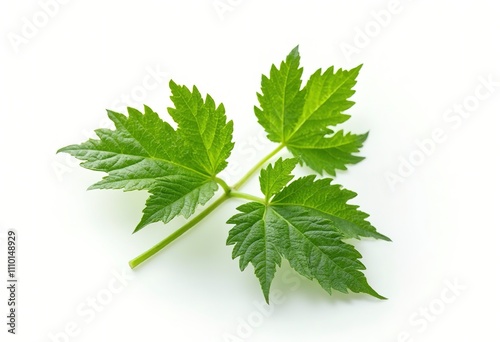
[{"xmin": 1, "ymin": 0, "xmax": 499, "ymax": 341}]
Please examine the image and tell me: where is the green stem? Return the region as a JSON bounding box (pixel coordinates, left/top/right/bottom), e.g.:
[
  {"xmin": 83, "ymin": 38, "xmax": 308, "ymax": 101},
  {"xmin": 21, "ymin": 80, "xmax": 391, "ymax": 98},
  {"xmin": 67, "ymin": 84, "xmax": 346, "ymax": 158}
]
[
  {"xmin": 215, "ymin": 177, "xmax": 231, "ymax": 194},
  {"xmin": 129, "ymin": 194, "xmax": 228, "ymax": 269},
  {"xmin": 232, "ymin": 143, "xmax": 285, "ymax": 190},
  {"xmin": 128, "ymin": 143, "xmax": 285, "ymax": 269},
  {"xmin": 230, "ymin": 191, "xmax": 265, "ymax": 204}
]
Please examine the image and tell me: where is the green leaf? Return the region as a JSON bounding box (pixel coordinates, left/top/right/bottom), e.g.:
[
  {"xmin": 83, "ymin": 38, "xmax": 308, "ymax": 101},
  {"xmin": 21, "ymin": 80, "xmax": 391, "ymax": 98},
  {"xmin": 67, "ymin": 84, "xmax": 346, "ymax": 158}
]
[
  {"xmin": 272, "ymin": 175, "xmax": 390, "ymax": 241},
  {"xmin": 287, "ymin": 65, "xmax": 360, "ymax": 145},
  {"xmin": 227, "ymin": 202, "xmax": 384, "ymax": 302},
  {"xmin": 270, "ymin": 205, "xmax": 383, "ymax": 299},
  {"xmin": 255, "ymin": 46, "xmax": 305, "ymax": 143},
  {"xmin": 227, "ymin": 159, "xmax": 388, "ymax": 300},
  {"xmin": 288, "ymin": 130, "xmax": 368, "ymax": 176},
  {"xmin": 58, "ymin": 87, "xmax": 234, "ymax": 232},
  {"xmin": 227, "ymin": 202, "xmax": 281, "ymax": 303},
  {"xmin": 169, "ymin": 81, "xmax": 234, "ymax": 176},
  {"xmin": 259, "ymin": 157, "xmax": 297, "ymax": 200},
  {"xmin": 135, "ymin": 174, "xmax": 218, "ymax": 232},
  {"xmin": 255, "ymin": 47, "xmax": 367, "ymax": 176}
]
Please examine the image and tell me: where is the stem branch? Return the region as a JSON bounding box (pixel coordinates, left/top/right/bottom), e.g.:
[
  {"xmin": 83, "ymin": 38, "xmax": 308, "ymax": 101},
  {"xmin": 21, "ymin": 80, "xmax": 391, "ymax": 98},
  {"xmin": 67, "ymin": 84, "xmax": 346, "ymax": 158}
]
[
  {"xmin": 230, "ymin": 191, "xmax": 265, "ymax": 203},
  {"xmin": 232, "ymin": 143, "xmax": 285, "ymax": 190},
  {"xmin": 128, "ymin": 142, "xmax": 285, "ymax": 269},
  {"xmin": 129, "ymin": 194, "xmax": 228, "ymax": 269}
]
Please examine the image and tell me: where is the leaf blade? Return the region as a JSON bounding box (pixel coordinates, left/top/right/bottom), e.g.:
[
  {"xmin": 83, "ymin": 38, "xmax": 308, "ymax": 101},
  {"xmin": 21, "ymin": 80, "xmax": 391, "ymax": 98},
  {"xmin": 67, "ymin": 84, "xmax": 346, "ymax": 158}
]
[
  {"xmin": 268, "ymin": 205, "xmax": 384, "ymax": 298},
  {"xmin": 255, "ymin": 46, "xmax": 305, "ymax": 143},
  {"xmin": 227, "ymin": 202, "xmax": 385, "ymax": 300},
  {"xmin": 287, "ymin": 65, "xmax": 361, "ymax": 143},
  {"xmin": 168, "ymin": 81, "xmax": 234, "ymax": 176},
  {"xmin": 254, "ymin": 47, "xmax": 367, "ymax": 176},
  {"xmin": 288, "ymin": 131, "xmax": 368, "ymax": 176},
  {"xmin": 227, "ymin": 202, "xmax": 281, "ymax": 303},
  {"xmin": 272, "ymin": 176, "xmax": 390, "ymax": 241},
  {"xmin": 59, "ymin": 86, "xmax": 234, "ymax": 232},
  {"xmin": 135, "ymin": 176, "xmax": 218, "ymax": 232}
]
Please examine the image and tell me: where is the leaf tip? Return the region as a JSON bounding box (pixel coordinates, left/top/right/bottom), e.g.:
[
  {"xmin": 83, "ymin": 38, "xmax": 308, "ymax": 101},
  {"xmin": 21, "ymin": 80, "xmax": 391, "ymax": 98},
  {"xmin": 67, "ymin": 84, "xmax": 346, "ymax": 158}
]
[
  {"xmin": 289, "ymin": 45, "xmax": 300, "ymax": 57},
  {"xmin": 132, "ymin": 222, "xmax": 145, "ymax": 234},
  {"xmin": 56, "ymin": 146, "xmax": 69, "ymax": 154},
  {"xmin": 143, "ymin": 104, "xmax": 154, "ymax": 113},
  {"xmin": 263, "ymin": 292, "xmax": 271, "ymax": 304},
  {"xmin": 373, "ymin": 292, "xmax": 388, "ymax": 300},
  {"xmin": 361, "ymin": 131, "xmax": 369, "ymax": 141},
  {"xmin": 86, "ymin": 184, "xmax": 98, "ymax": 191},
  {"xmin": 351, "ymin": 64, "xmax": 363, "ymax": 76},
  {"xmin": 379, "ymin": 233, "xmax": 392, "ymax": 242},
  {"xmin": 106, "ymin": 108, "xmax": 120, "ymax": 119},
  {"xmin": 168, "ymin": 79, "xmax": 178, "ymax": 89},
  {"xmin": 365, "ymin": 284, "xmax": 387, "ymax": 300}
]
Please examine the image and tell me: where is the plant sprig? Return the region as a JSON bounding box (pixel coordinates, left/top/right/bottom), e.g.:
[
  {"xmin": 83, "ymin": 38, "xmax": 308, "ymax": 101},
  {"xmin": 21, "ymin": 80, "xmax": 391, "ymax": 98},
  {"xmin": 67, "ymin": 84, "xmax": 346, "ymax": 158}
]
[{"xmin": 59, "ymin": 46, "xmax": 389, "ymax": 302}]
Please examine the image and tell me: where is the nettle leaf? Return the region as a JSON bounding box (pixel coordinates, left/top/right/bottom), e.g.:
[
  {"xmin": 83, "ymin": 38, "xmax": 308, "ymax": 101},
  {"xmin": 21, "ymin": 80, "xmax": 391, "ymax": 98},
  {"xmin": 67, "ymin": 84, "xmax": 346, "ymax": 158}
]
[
  {"xmin": 255, "ymin": 47, "xmax": 367, "ymax": 176},
  {"xmin": 58, "ymin": 83, "xmax": 234, "ymax": 232},
  {"xmin": 227, "ymin": 158, "xmax": 387, "ymax": 301}
]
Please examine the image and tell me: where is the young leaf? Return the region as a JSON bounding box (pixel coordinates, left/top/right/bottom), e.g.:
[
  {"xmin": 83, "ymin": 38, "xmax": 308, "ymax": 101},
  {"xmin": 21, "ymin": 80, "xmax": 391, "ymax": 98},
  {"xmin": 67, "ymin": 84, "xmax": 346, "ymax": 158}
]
[
  {"xmin": 58, "ymin": 85, "xmax": 234, "ymax": 232},
  {"xmin": 259, "ymin": 157, "xmax": 297, "ymax": 200},
  {"xmin": 227, "ymin": 158, "xmax": 387, "ymax": 301},
  {"xmin": 255, "ymin": 47, "xmax": 367, "ymax": 176}
]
